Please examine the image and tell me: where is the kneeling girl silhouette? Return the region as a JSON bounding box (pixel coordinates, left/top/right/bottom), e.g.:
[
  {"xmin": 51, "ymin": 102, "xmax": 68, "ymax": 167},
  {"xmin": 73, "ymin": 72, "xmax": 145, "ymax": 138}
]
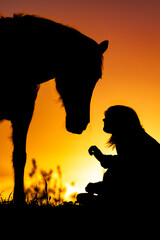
[{"xmin": 77, "ymin": 105, "xmax": 160, "ymax": 207}]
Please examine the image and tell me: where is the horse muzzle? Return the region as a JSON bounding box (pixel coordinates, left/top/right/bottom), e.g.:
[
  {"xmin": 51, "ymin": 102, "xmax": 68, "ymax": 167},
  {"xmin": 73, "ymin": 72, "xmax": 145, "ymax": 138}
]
[{"xmin": 66, "ymin": 115, "xmax": 89, "ymax": 134}]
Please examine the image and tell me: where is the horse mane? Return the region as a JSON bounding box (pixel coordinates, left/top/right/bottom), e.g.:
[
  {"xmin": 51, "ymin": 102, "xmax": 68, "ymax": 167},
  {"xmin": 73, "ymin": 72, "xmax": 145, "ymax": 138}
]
[
  {"xmin": 0, "ymin": 13, "xmax": 65, "ymax": 26},
  {"xmin": 0, "ymin": 13, "xmax": 102, "ymax": 68},
  {"xmin": 0, "ymin": 13, "xmax": 94, "ymax": 42}
]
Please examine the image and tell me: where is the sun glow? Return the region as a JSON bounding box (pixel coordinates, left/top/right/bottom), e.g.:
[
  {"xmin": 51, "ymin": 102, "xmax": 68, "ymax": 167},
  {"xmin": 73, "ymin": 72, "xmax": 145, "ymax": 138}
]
[
  {"xmin": 0, "ymin": 0, "xmax": 160, "ymax": 202},
  {"xmin": 65, "ymin": 182, "xmax": 79, "ymax": 201}
]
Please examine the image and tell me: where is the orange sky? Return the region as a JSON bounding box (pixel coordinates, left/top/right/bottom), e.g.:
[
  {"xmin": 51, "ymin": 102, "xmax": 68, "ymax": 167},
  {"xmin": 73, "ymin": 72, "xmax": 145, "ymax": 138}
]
[{"xmin": 0, "ymin": 0, "xmax": 160, "ymax": 198}]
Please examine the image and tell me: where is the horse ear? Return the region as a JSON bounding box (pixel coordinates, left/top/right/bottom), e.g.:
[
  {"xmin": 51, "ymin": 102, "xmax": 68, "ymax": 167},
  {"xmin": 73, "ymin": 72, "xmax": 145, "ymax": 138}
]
[{"xmin": 99, "ymin": 40, "xmax": 109, "ymax": 54}]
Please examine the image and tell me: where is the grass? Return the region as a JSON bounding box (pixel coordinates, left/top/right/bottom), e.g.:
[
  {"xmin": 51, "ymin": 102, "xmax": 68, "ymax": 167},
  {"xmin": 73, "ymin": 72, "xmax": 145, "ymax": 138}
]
[
  {"xmin": 0, "ymin": 197, "xmax": 80, "ymax": 209},
  {"xmin": 0, "ymin": 159, "xmax": 80, "ymax": 209}
]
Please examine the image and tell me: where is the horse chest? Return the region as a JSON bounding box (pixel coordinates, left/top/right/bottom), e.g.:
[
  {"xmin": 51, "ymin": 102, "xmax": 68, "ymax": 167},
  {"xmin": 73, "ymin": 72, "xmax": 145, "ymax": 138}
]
[{"xmin": 0, "ymin": 82, "xmax": 38, "ymax": 121}]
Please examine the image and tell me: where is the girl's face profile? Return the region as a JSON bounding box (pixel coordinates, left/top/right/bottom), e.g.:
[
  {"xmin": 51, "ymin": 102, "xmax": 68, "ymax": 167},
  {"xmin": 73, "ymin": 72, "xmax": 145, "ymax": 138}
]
[{"xmin": 103, "ymin": 111, "xmax": 113, "ymax": 133}]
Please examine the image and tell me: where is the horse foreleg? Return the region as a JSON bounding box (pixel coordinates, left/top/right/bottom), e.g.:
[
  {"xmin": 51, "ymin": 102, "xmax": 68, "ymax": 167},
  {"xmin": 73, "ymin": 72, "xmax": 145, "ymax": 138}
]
[{"xmin": 12, "ymin": 120, "xmax": 30, "ymax": 205}]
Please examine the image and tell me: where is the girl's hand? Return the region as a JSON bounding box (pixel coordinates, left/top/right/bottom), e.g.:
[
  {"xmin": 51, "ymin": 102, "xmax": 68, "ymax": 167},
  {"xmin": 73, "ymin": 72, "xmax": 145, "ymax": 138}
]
[
  {"xmin": 85, "ymin": 182, "xmax": 95, "ymax": 193},
  {"xmin": 88, "ymin": 146, "xmax": 103, "ymax": 161}
]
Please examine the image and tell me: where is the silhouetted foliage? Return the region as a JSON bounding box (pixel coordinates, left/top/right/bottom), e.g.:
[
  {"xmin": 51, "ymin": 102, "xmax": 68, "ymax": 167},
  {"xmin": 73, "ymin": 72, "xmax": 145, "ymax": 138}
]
[
  {"xmin": 29, "ymin": 158, "xmax": 37, "ymax": 177},
  {"xmin": 0, "ymin": 160, "xmax": 78, "ymax": 208},
  {"xmin": 25, "ymin": 159, "xmax": 77, "ymax": 206}
]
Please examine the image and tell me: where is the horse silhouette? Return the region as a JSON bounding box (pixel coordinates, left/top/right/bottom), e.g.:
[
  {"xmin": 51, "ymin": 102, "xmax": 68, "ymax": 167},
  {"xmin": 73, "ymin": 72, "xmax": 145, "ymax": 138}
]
[{"xmin": 0, "ymin": 14, "xmax": 108, "ymax": 204}]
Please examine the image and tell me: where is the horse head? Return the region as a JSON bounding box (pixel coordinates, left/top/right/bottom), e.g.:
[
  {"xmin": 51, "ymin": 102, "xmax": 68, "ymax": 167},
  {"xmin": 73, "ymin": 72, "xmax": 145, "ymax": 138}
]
[{"xmin": 56, "ymin": 40, "xmax": 108, "ymax": 134}]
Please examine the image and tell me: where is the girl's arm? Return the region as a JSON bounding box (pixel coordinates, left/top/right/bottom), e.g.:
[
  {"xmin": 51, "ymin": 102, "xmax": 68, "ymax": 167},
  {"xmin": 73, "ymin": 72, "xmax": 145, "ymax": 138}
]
[
  {"xmin": 100, "ymin": 155, "xmax": 119, "ymax": 168},
  {"xmin": 88, "ymin": 146, "xmax": 119, "ymax": 168}
]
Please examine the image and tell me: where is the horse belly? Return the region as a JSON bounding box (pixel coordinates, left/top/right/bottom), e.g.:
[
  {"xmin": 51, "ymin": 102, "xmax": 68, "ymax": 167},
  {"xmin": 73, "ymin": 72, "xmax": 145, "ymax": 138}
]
[{"xmin": 0, "ymin": 80, "xmax": 39, "ymax": 122}]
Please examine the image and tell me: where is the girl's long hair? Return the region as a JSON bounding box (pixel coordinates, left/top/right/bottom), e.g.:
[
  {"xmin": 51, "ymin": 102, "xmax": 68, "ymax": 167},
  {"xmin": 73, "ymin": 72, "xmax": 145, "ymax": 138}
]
[{"xmin": 107, "ymin": 135, "xmax": 117, "ymax": 149}]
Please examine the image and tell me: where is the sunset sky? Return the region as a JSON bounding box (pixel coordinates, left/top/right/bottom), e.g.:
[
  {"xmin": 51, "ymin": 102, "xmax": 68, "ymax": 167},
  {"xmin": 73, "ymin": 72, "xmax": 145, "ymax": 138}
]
[{"xmin": 0, "ymin": 0, "xmax": 160, "ymax": 198}]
